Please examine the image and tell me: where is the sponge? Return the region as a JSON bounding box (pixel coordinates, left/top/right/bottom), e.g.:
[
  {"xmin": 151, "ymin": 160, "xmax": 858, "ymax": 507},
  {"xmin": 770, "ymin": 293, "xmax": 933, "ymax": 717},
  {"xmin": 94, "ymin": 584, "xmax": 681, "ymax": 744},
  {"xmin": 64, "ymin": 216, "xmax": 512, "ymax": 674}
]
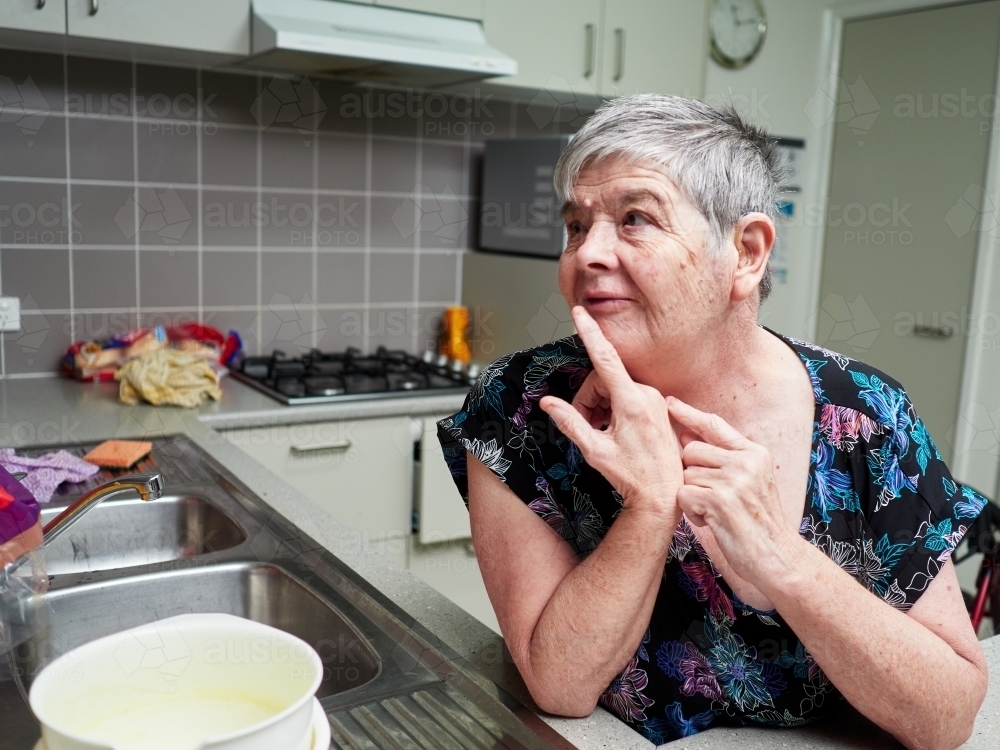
[{"xmin": 84, "ymin": 440, "xmax": 153, "ymax": 469}]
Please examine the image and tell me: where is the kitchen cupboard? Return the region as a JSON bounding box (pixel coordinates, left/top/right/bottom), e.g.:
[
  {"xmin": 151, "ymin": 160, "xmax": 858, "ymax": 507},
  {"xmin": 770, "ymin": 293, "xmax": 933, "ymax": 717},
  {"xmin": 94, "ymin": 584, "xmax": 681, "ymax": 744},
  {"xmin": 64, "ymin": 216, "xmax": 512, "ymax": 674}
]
[
  {"xmin": 221, "ymin": 416, "xmax": 413, "ymax": 566},
  {"xmin": 482, "ymin": 0, "xmax": 604, "ymax": 94},
  {"xmin": 65, "ymin": 0, "xmax": 250, "ymax": 56},
  {"xmin": 599, "ymin": 0, "xmax": 708, "ymax": 97},
  {"xmin": 416, "ymin": 415, "xmax": 471, "ymax": 544},
  {"xmin": 482, "ymin": 0, "xmax": 708, "ymax": 97},
  {"xmin": 0, "ymin": 0, "xmax": 65, "ymax": 35},
  {"xmin": 375, "ymin": 0, "xmax": 482, "ymax": 21}
]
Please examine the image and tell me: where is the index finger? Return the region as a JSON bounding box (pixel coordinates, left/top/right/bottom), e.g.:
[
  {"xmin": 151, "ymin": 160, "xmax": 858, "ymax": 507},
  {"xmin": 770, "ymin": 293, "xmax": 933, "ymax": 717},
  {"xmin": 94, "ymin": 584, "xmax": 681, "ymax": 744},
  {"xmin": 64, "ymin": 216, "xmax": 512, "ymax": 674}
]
[
  {"xmin": 572, "ymin": 306, "xmax": 634, "ymax": 401},
  {"xmin": 667, "ymin": 397, "xmax": 747, "ymax": 450}
]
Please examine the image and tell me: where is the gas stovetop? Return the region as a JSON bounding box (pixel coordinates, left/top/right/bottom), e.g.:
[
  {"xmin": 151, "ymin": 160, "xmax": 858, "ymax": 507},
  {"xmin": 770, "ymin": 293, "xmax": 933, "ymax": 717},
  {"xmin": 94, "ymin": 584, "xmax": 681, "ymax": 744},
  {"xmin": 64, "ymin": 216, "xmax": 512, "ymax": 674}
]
[{"xmin": 231, "ymin": 347, "xmax": 475, "ymax": 405}]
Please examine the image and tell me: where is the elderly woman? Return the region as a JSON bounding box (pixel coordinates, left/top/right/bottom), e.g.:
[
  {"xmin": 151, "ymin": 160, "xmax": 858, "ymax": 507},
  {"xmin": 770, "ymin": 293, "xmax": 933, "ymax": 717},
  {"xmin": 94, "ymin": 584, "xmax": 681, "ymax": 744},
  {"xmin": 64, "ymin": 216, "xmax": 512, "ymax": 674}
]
[{"xmin": 438, "ymin": 95, "xmax": 987, "ymax": 749}]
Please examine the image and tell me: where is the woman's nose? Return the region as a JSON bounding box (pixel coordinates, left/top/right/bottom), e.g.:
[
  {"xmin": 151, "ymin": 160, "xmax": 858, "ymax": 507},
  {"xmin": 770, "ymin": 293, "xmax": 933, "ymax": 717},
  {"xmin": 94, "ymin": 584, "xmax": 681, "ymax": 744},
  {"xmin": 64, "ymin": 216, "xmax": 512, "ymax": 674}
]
[{"xmin": 575, "ymin": 220, "xmax": 621, "ymax": 270}]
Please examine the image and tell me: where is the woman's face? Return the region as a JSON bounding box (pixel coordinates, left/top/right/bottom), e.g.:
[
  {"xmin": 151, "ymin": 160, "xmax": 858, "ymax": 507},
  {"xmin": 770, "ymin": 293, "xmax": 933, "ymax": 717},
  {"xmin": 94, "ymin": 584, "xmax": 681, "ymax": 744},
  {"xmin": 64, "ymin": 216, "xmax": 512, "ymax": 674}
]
[{"xmin": 558, "ymin": 158, "xmax": 734, "ymax": 378}]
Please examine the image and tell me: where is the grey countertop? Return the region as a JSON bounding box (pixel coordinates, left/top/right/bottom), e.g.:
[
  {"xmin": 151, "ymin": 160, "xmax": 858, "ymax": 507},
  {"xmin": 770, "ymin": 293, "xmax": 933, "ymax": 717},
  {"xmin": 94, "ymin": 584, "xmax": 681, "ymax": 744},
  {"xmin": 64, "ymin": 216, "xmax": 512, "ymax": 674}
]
[{"xmin": 4, "ymin": 375, "xmax": 997, "ymax": 750}]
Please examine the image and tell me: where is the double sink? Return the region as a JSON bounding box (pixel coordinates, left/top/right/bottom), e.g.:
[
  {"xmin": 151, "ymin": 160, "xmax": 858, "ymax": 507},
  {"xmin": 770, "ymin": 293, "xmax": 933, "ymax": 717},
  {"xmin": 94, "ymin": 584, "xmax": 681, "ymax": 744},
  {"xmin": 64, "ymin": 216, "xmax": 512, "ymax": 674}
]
[{"xmin": 1, "ymin": 437, "xmax": 566, "ymax": 750}]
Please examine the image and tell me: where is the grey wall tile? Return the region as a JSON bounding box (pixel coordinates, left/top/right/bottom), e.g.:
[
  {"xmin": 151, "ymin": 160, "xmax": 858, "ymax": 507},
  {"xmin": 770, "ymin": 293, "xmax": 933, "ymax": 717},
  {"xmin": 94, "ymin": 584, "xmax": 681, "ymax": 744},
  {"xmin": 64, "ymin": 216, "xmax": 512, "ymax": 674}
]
[
  {"xmin": 140, "ymin": 249, "xmax": 198, "ymax": 308},
  {"xmin": 315, "ymin": 80, "xmax": 368, "ymax": 135},
  {"xmin": 66, "ymin": 57, "xmax": 132, "ymax": 116},
  {"xmin": 256, "ymin": 304, "xmax": 319, "ymax": 356},
  {"xmin": 0, "ymin": 248, "xmax": 70, "ymax": 310},
  {"xmin": 201, "ymin": 190, "xmax": 258, "ymax": 247},
  {"xmin": 0, "ymin": 181, "xmax": 71, "ymax": 247},
  {"xmin": 71, "ymin": 310, "xmax": 139, "ymax": 341},
  {"xmin": 202, "ymin": 125, "xmax": 258, "ymax": 187},
  {"xmin": 141, "ymin": 308, "xmax": 198, "ymax": 332},
  {"xmin": 135, "ymin": 64, "xmax": 198, "ymax": 121},
  {"xmin": 369, "ymin": 196, "xmax": 416, "ymax": 249},
  {"xmin": 71, "ymin": 184, "xmax": 137, "ymax": 245},
  {"xmin": 317, "ymin": 134, "xmax": 366, "ymax": 191},
  {"xmin": 137, "ymin": 186, "xmax": 197, "ymax": 246},
  {"xmin": 256, "ymin": 74, "xmax": 327, "ymax": 136},
  {"xmin": 0, "ymin": 49, "xmax": 65, "ymax": 111},
  {"xmin": 200, "ymin": 71, "xmax": 260, "ymax": 127},
  {"xmin": 69, "ymin": 118, "xmax": 134, "ymax": 181},
  {"xmin": 369, "ymin": 252, "xmax": 414, "ymax": 304},
  {"xmin": 370, "ymin": 137, "xmax": 416, "ymax": 193},
  {"xmin": 421, "ymin": 142, "xmax": 465, "ymax": 195},
  {"xmin": 202, "ymin": 251, "xmax": 258, "ymax": 307},
  {"xmin": 259, "ymin": 191, "xmax": 314, "ymax": 248},
  {"xmin": 73, "ymin": 249, "xmax": 137, "ymax": 309},
  {"xmin": 137, "ymin": 120, "xmax": 197, "ymax": 184},
  {"xmin": 315, "ymin": 195, "xmax": 365, "ymax": 249},
  {"xmin": 418, "ymin": 252, "xmax": 458, "ymax": 303},
  {"xmin": 317, "ymin": 252, "xmax": 365, "ymax": 304},
  {"xmin": 262, "ymin": 129, "xmax": 315, "ymax": 189},
  {"xmin": 3, "ymin": 312, "xmax": 72, "ymax": 375},
  {"xmin": 261, "ymin": 251, "xmax": 313, "ymax": 304},
  {"xmin": 0, "ymin": 115, "xmax": 66, "ymax": 179},
  {"xmin": 365, "ymin": 306, "xmax": 413, "ymax": 351},
  {"xmin": 318, "ymin": 308, "xmax": 364, "ymax": 351},
  {"xmin": 413, "ymin": 196, "xmax": 470, "ymax": 249},
  {"xmin": 366, "ymin": 91, "xmax": 418, "ymax": 137}
]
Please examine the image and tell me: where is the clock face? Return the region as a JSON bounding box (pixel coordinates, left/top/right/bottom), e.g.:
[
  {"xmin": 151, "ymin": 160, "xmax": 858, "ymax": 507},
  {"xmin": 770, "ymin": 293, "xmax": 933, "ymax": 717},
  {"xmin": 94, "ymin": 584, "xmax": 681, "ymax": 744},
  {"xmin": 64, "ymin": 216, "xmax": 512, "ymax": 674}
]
[{"xmin": 710, "ymin": 0, "xmax": 767, "ymax": 69}]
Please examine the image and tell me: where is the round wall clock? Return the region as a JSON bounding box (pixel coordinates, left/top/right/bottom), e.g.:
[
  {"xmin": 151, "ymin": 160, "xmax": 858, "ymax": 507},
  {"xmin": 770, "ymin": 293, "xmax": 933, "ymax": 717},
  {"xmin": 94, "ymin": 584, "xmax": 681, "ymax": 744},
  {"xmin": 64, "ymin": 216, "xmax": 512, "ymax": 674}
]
[{"xmin": 709, "ymin": 0, "xmax": 768, "ymax": 69}]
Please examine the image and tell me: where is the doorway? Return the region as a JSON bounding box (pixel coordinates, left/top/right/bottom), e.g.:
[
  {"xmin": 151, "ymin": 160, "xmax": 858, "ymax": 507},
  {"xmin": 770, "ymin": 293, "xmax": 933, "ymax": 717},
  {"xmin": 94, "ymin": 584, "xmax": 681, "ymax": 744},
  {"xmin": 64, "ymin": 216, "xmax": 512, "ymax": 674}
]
[{"xmin": 817, "ymin": 0, "xmax": 1000, "ymax": 458}]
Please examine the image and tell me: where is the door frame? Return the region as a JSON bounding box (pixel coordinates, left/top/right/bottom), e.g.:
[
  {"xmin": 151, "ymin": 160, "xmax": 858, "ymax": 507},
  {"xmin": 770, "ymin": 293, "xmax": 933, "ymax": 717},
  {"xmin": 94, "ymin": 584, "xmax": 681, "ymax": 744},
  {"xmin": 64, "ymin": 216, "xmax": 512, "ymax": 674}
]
[{"xmin": 806, "ymin": 0, "xmax": 1000, "ymax": 495}]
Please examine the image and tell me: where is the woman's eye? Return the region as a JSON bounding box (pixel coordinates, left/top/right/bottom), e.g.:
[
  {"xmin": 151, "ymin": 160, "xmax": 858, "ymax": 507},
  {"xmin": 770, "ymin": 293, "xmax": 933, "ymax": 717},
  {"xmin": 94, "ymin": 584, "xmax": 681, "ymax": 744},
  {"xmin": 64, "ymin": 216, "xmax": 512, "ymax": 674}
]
[
  {"xmin": 566, "ymin": 220, "xmax": 585, "ymax": 236},
  {"xmin": 623, "ymin": 212, "xmax": 650, "ymax": 227}
]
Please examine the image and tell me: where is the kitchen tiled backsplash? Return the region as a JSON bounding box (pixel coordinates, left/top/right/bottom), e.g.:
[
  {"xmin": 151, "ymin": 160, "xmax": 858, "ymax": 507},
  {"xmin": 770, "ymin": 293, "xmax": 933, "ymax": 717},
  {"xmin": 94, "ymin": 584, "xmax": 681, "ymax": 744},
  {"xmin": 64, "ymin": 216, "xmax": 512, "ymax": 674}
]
[{"xmin": 0, "ymin": 49, "xmax": 582, "ymax": 376}]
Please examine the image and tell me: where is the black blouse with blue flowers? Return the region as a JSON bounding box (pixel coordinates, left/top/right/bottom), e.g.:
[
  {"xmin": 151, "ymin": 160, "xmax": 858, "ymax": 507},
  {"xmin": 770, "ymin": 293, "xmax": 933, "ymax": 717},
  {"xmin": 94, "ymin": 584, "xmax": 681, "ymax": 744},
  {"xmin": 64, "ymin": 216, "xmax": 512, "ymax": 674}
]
[{"xmin": 437, "ymin": 331, "xmax": 983, "ymax": 744}]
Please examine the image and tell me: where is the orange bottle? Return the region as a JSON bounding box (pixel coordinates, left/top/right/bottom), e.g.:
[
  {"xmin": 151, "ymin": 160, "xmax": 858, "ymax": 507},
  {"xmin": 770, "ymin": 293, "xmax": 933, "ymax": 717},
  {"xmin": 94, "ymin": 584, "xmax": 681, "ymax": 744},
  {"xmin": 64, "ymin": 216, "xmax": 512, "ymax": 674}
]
[{"xmin": 440, "ymin": 306, "xmax": 471, "ymax": 363}]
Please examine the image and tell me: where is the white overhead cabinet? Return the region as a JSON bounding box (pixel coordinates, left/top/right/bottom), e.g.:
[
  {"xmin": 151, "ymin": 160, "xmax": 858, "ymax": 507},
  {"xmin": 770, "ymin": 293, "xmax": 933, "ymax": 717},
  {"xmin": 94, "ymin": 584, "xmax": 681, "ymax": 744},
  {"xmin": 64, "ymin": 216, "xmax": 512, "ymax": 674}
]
[
  {"xmin": 482, "ymin": 0, "xmax": 707, "ymax": 97},
  {"xmin": 599, "ymin": 0, "xmax": 708, "ymax": 97},
  {"xmin": 482, "ymin": 0, "xmax": 603, "ymax": 94},
  {"xmin": 0, "ymin": 0, "xmax": 65, "ymax": 34},
  {"xmin": 375, "ymin": 0, "xmax": 482, "ymax": 21},
  {"xmin": 65, "ymin": 0, "xmax": 250, "ymax": 56}
]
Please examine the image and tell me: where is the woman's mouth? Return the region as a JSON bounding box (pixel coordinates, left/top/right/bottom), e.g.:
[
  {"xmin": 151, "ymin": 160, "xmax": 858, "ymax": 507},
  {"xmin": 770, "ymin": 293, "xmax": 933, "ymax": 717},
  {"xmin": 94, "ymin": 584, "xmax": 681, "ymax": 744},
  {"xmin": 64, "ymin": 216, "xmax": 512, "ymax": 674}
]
[{"xmin": 582, "ymin": 295, "xmax": 633, "ymax": 312}]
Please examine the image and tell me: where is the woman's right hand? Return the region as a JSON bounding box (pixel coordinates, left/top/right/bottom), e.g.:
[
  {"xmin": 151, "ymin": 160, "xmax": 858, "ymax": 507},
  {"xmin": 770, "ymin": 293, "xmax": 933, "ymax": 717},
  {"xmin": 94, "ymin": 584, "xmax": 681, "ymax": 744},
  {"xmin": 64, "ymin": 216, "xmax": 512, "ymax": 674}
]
[{"xmin": 539, "ymin": 306, "xmax": 682, "ymax": 519}]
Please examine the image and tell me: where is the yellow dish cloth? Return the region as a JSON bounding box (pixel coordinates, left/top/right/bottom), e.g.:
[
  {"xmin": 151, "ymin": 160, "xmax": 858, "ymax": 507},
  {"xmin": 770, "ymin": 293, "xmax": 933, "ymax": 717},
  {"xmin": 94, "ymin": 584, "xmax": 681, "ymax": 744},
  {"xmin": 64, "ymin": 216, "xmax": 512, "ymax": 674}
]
[{"xmin": 116, "ymin": 349, "xmax": 223, "ymax": 408}]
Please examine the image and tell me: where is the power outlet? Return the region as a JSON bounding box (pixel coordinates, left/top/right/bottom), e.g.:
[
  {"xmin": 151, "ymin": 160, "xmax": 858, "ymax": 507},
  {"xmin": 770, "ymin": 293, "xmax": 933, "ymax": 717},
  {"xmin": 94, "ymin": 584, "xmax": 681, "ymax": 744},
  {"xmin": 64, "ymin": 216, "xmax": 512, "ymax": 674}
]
[{"xmin": 0, "ymin": 297, "xmax": 21, "ymax": 332}]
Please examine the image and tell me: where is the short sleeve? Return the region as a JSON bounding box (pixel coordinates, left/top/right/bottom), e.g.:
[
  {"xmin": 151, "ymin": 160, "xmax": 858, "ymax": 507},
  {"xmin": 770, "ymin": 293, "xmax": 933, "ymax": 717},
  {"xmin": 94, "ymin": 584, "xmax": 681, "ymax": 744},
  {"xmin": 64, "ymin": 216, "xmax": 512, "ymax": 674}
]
[
  {"xmin": 436, "ymin": 351, "xmax": 548, "ymax": 511},
  {"xmin": 815, "ymin": 372, "xmax": 984, "ymax": 611}
]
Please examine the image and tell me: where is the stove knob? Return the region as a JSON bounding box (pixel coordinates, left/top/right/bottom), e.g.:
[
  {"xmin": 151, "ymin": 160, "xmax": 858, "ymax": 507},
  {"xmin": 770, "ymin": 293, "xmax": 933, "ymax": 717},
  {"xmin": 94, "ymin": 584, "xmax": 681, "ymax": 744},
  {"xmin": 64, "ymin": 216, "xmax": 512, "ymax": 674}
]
[
  {"xmin": 466, "ymin": 363, "xmax": 481, "ymax": 384},
  {"xmin": 435, "ymin": 353, "xmax": 450, "ymax": 370},
  {"xmin": 449, "ymin": 359, "xmax": 465, "ymax": 374},
  {"xmin": 421, "ymin": 349, "xmax": 435, "ymax": 364}
]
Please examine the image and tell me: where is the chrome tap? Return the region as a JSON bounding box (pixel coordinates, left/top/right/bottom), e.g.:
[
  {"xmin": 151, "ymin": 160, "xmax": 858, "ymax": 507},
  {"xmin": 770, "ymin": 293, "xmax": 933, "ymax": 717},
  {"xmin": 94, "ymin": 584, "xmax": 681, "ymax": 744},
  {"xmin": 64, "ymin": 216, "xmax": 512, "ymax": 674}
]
[
  {"xmin": 2, "ymin": 473, "xmax": 163, "ymax": 576},
  {"xmin": 41, "ymin": 473, "xmax": 164, "ymax": 549}
]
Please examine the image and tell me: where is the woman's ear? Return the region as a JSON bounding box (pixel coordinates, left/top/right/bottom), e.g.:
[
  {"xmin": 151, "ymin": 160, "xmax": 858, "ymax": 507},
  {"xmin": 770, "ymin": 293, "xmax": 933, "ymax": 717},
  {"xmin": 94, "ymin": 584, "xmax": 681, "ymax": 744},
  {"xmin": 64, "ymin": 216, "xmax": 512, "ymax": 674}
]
[{"xmin": 731, "ymin": 212, "xmax": 776, "ymax": 303}]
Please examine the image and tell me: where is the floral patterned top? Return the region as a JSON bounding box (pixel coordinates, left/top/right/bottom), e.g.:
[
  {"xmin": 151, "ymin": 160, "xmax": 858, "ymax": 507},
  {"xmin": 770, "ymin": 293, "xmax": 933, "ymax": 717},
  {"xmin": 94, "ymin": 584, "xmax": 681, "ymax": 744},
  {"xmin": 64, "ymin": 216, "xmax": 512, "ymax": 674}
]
[{"xmin": 437, "ymin": 330, "xmax": 985, "ymax": 744}]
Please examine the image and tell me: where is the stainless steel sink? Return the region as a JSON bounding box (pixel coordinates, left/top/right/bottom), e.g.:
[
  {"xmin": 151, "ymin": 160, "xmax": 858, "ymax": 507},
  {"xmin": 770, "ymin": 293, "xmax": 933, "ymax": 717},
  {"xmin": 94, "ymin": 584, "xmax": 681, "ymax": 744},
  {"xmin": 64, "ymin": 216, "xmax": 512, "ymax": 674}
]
[
  {"xmin": 13, "ymin": 562, "xmax": 379, "ymax": 698},
  {"xmin": 0, "ymin": 436, "xmax": 567, "ymax": 750},
  {"xmin": 39, "ymin": 495, "xmax": 246, "ymax": 575}
]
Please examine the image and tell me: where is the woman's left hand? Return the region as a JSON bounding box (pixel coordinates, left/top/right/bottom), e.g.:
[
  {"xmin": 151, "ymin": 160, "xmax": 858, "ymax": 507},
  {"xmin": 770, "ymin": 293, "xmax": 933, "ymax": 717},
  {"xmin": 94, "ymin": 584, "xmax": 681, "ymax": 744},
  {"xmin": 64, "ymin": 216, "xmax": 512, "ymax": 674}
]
[{"xmin": 667, "ymin": 397, "xmax": 802, "ymax": 583}]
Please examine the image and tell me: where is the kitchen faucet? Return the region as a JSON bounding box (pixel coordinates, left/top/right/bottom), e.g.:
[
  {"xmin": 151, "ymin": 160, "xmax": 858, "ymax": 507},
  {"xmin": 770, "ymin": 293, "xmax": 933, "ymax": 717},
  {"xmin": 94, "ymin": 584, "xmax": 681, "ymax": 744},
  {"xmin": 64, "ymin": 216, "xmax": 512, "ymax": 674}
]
[
  {"xmin": 41, "ymin": 473, "xmax": 164, "ymax": 549},
  {"xmin": 2, "ymin": 473, "xmax": 164, "ymax": 576}
]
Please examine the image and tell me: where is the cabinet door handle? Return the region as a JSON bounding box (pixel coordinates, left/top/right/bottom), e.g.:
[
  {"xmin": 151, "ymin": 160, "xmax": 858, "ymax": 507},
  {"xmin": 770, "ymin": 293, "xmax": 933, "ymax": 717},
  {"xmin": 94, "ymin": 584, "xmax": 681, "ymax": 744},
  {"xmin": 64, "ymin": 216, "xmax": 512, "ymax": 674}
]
[
  {"xmin": 913, "ymin": 324, "xmax": 956, "ymax": 339},
  {"xmin": 290, "ymin": 439, "xmax": 352, "ymax": 456},
  {"xmin": 613, "ymin": 28, "xmax": 626, "ymax": 82},
  {"xmin": 36, "ymin": 0, "xmax": 45, "ymax": 9},
  {"xmin": 88, "ymin": 0, "xmax": 98, "ymax": 16},
  {"xmin": 584, "ymin": 23, "xmax": 596, "ymax": 78}
]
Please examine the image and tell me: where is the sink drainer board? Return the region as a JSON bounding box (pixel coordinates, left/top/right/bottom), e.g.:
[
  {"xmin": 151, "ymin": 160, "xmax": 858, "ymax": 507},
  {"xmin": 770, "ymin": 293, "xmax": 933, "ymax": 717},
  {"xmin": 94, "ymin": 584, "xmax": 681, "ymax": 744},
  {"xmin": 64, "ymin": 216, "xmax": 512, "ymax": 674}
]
[{"xmin": 0, "ymin": 436, "xmax": 575, "ymax": 750}]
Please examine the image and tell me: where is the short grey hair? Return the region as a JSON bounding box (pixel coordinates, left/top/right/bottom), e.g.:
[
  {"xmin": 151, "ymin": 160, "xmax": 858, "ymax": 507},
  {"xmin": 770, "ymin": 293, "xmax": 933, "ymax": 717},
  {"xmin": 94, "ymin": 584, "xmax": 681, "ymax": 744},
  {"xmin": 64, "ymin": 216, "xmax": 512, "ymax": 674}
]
[{"xmin": 554, "ymin": 94, "xmax": 786, "ymax": 302}]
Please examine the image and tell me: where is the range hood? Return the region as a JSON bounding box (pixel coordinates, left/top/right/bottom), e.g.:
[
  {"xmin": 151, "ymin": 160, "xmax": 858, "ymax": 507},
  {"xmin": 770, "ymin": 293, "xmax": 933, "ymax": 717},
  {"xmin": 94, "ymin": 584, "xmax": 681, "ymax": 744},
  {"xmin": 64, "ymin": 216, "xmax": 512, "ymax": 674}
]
[{"xmin": 246, "ymin": 0, "xmax": 518, "ymax": 86}]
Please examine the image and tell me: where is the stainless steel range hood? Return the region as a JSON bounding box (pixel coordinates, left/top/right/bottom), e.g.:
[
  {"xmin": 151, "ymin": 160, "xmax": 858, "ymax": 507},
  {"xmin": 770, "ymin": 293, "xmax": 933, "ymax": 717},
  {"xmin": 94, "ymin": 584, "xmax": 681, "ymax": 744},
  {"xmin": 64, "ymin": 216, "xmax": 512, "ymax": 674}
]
[{"xmin": 245, "ymin": 0, "xmax": 517, "ymax": 86}]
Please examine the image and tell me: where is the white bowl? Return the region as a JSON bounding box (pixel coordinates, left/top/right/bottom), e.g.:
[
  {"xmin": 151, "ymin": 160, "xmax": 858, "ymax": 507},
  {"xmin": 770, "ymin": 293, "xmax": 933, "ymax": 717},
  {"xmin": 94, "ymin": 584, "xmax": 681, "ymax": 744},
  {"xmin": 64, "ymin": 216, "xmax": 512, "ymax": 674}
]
[{"xmin": 29, "ymin": 613, "xmax": 324, "ymax": 750}]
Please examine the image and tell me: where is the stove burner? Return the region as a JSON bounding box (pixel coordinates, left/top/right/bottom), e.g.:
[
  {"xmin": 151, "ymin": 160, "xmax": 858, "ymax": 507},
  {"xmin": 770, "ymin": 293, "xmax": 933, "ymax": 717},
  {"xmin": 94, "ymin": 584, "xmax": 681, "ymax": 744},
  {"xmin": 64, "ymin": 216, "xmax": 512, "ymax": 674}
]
[{"xmin": 303, "ymin": 376, "xmax": 346, "ymax": 396}]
